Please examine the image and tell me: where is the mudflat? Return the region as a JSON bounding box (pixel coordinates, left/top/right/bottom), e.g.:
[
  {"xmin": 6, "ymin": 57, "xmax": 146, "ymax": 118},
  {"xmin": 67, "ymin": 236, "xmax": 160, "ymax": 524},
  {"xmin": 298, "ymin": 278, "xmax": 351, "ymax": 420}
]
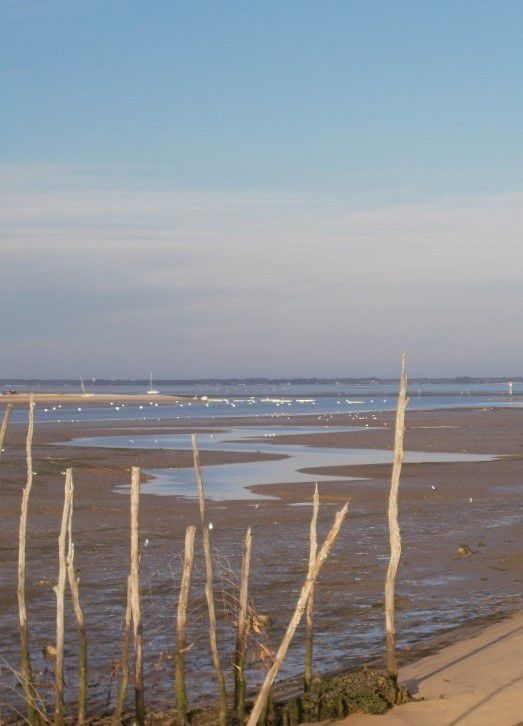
[{"xmin": 0, "ymin": 405, "xmax": 521, "ymax": 717}]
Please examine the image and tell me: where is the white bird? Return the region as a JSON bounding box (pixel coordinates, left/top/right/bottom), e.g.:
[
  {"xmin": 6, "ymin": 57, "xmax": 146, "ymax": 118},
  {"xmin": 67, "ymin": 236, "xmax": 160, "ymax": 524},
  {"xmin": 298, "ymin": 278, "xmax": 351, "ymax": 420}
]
[
  {"xmin": 144, "ymin": 538, "xmax": 149, "ymax": 547},
  {"xmin": 208, "ymin": 522, "xmax": 213, "ymax": 530},
  {"xmin": 469, "ymin": 497, "xmax": 473, "ymax": 503},
  {"xmin": 431, "ymin": 485, "xmax": 437, "ymax": 490}
]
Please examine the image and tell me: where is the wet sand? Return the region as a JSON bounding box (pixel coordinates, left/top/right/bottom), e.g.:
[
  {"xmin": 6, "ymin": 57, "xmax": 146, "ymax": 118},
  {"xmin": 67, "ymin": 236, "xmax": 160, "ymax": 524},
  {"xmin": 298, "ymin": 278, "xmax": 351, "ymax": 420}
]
[{"xmin": 0, "ymin": 406, "xmax": 521, "ymax": 719}]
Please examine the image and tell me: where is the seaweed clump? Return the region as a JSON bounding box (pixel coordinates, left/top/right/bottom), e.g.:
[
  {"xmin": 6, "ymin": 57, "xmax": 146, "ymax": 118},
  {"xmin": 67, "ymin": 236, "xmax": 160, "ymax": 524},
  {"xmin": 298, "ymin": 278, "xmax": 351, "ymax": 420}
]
[{"xmin": 259, "ymin": 667, "xmax": 411, "ymax": 725}]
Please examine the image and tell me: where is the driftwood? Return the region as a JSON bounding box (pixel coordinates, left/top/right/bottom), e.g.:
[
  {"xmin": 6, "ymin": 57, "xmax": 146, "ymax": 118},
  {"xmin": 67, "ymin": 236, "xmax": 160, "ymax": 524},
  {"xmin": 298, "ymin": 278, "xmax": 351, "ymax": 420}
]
[
  {"xmin": 192, "ymin": 434, "xmax": 228, "ymax": 726},
  {"xmin": 65, "ymin": 471, "xmax": 87, "ymax": 724},
  {"xmin": 54, "ymin": 470, "xmax": 73, "ymax": 724},
  {"xmin": 0, "ymin": 403, "xmax": 12, "ymax": 462},
  {"xmin": 113, "ymin": 576, "xmax": 132, "ymax": 724},
  {"xmin": 304, "ymin": 484, "xmax": 319, "ymax": 693},
  {"xmin": 247, "ymin": 501, "xmax": 350, "ymax": 726},
  {"xmin": 17, "ymin": 395, "xmax": 39, "ymax": 723},
  {"xmin": 175, "ymin": 524, "xmax": 196, "ymax": 725},
  {"xmin": 384, "ymin": 352, "xmax": 408, "ymax": 687},
  {"xmin": 234, "ymin": 526, "xmax": 253, "ymax": 722},
  {"xmin": 130, "ymin": 466, "xmax": 145, "ymax": 725}
]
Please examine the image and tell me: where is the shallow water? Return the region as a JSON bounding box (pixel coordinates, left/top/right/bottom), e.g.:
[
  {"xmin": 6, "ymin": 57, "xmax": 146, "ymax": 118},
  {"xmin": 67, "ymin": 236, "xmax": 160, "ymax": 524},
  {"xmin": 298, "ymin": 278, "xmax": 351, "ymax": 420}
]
[
  {"xmin": 66, "ymin": 425, "xmax": 495, "ymax": 499},
  {"xmin": 6, "ymin": 379, "xmax": 523, "ymax": 426}
]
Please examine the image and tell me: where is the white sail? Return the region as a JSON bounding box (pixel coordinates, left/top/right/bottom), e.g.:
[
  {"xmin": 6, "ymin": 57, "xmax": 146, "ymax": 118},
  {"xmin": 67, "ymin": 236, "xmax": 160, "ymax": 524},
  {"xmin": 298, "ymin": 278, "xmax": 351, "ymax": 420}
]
[{"xmin": 147, "ymin": 372, "xmax": 159, "ymax": 395}]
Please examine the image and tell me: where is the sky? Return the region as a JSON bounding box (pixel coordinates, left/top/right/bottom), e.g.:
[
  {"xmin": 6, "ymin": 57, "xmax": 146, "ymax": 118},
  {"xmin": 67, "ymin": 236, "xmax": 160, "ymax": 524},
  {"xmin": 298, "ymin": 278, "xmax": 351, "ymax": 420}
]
[{"xmin": 1, "ymin": 0, "xmax": 522, "ymax": 378}]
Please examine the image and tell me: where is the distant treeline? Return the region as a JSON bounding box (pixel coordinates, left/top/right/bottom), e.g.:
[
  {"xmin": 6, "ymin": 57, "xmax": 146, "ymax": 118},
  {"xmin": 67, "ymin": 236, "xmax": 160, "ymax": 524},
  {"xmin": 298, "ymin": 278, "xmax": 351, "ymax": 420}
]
[{"xmin": 1, "ymin": 376, "xmax": 522, "ymax": 385}]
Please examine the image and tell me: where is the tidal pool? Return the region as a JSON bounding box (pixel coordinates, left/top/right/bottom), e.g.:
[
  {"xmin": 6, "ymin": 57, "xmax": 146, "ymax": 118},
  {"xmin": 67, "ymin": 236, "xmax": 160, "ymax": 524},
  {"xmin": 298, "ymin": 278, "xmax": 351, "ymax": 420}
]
[{"xmin": 66, "ymin": 425, "xmax": 495, "ymax": 500}]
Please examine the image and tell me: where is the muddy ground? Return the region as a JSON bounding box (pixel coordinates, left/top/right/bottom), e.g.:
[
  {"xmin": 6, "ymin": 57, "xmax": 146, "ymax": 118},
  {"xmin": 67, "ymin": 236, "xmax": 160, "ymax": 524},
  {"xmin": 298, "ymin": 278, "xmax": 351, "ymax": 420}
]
[{"xmin": 0, "ymin": 406, "xmax": 521, "ymax": 720}]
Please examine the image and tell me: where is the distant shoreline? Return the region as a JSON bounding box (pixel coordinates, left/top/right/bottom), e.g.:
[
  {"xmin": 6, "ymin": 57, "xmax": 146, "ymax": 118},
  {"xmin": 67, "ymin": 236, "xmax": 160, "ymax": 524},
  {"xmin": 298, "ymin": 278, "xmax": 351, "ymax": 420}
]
[
  {"xmin": 0, "ymin": 392, "xmax": 188, "ymax": 405},
  {"xmin": 1, "ymin": 376, "xmax": 522, "ymax": 385}
]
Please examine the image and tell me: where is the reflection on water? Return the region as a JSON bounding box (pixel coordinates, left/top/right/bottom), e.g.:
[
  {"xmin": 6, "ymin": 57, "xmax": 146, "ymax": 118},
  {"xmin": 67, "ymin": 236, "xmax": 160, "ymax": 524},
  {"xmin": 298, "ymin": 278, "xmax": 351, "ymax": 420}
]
[{"xmin": 67, "ymin": 425, "xmax": 496, "ymax": 500}]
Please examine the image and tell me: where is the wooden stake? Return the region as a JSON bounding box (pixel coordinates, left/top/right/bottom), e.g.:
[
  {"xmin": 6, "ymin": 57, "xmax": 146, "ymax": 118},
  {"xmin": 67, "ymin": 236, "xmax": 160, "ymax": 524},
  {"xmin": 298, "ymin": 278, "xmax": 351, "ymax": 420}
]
[
  {"xmin": 130, "ymin": 466, "xmax": 145, "ymax": 725},
  {"xmin": 65, "ymin": 471, "xmax": 88, "ymax": 724},
  {"xmin": 113, "ymin": 576, "xmax": 132, "ymax": 724},
  {"xmin": 17, "ymin": 395, "xmax": 38, "ymax": 724},
  {"xmin": 192, "ymin": 434, "xmax": 228, "ymax": 726},
  {"xmin": 175, "ymin": 525, "xmax": 196, "ymax": 725},
  {"xmin": 0, "ymin": 403, "xmax": 12, "ymax": 462},
  {"xmin": 384, "ymin": 352, "xmax": 408, "ymax": 687},
  {"xmin": 234, "ymin": 526, "xmax": 253, "ymax": 722},
  {"xmin": 54, "ymin": 469, "xmax": 73, "ymax": 724},
  {"xmin": 247, "ymin": 502, "xmax": 349, "ymax": 726},
  {"xmin": 304, "ymin": 483, "xmax": 319, "ymax": 693}
]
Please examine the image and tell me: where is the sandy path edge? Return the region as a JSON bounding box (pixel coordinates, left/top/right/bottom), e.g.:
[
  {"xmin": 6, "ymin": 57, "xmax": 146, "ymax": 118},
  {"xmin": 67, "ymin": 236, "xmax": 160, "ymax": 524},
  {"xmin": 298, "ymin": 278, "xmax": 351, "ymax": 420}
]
[{"xmin": 334, "ymin": 609, "xmax": 523, "ymax": 726}]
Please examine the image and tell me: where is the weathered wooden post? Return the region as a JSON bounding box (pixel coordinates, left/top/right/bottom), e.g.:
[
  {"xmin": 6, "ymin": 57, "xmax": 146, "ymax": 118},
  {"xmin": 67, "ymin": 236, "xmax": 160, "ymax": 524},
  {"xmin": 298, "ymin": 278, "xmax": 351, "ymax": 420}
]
[
  {"xmin": 175, "ymin": 524, "xmax": 196, "ymax": 725},
  {"xmin": 384, "ymin": 352, "xmax": 408, "ymax": 691},
  {"xmin": 192, "ymin": 434, "xmax": 228, "ymax": 726},
  {"xmin": 54, "ymin": 470, "xmax": 73, "ymax": 725},
  {"xmin": 113, "ymin": 576, "xmax": 132, "ymax": 724},
  {"xmin": 0, "ymin": 403, "xmax": 12, "ymax": 462},
  {"xmin": 234, "ymin": 526, "xmax": 253, "ymax": 722},
  {"xmin": 65, "ymin": 471, "xmax": 88, "ymax": 724},
  {"xmin": 130, "ymin": 466, "xmax": 145, "ymax": 725},
  {"xmin": 304, "ymin": 484, "xmax": 319, "ymax": 693},
  {"xmin": 17, "ymin": 395, "xmax": 39, "ymax": 724},
  {"xmin": 247, "ymin": 501, "xmax": 350, "ymax": 726}
]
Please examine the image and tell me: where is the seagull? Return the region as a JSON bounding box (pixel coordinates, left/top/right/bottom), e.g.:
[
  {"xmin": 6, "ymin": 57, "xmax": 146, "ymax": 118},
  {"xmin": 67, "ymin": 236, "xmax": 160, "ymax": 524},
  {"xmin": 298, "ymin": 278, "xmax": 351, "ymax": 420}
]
[
  {"xmin": 469, "ymin": 497, "xmax": 473, "ymax": 503},
  {"xmin": 208, "ymin": 522, "xmax": 213, "ymax": 530},
  {"xmin": 144, "ymin": 538, "xmax": 149, "ymax": 547},
  {"xmin": 431, "ymin": 485, "xmax": 437, "ymax": 490}
]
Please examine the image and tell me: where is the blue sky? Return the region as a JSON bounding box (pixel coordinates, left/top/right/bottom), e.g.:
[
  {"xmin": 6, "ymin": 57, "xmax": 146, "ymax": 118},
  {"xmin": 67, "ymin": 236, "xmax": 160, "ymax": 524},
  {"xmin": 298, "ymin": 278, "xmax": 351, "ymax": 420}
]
[{"xmin": 1, "ymin": 1, "xmax": 522, "ymax": 377}]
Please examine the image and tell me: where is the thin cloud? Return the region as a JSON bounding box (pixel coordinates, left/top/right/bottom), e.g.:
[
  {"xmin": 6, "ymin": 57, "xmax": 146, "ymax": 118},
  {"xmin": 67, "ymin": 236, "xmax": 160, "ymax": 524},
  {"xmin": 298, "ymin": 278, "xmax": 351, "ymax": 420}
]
[{"xmin": 1, "ymin": 163, "xmax": 522, "ymax": 376}]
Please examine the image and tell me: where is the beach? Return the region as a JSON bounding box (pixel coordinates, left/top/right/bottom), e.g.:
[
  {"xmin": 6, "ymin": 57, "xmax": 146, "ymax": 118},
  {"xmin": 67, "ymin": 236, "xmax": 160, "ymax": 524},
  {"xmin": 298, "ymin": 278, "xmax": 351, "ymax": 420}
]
[
  {"xmin": 0, "ymin": 403, "xmax": 521, "ymax": 718},
  {"xmin": 341, "ymin": 608, "xmax": 523, "ymax": 725}
]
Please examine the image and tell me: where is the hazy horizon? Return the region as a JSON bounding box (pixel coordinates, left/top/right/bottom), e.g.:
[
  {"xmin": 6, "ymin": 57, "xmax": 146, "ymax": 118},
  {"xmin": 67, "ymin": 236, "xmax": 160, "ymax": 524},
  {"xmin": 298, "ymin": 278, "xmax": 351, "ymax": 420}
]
[
  {"xmin": 2, "ymin": 2, "xmax": 522, "ymax": 378},
  {"xmin": 1, "ymin": 374, "xmax": 522, "ymax": 384}
]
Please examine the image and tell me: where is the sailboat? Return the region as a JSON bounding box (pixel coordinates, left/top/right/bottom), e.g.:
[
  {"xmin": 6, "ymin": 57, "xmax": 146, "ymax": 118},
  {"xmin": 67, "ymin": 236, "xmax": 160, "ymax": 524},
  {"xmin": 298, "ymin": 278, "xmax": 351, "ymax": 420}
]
[
  {"xmin": 80, "ymin": 377, "xmax": 93, "ymax": 397},
  {"xmin": 147, "ymin": 373, "xmax": 159, "ymax": 395}
]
